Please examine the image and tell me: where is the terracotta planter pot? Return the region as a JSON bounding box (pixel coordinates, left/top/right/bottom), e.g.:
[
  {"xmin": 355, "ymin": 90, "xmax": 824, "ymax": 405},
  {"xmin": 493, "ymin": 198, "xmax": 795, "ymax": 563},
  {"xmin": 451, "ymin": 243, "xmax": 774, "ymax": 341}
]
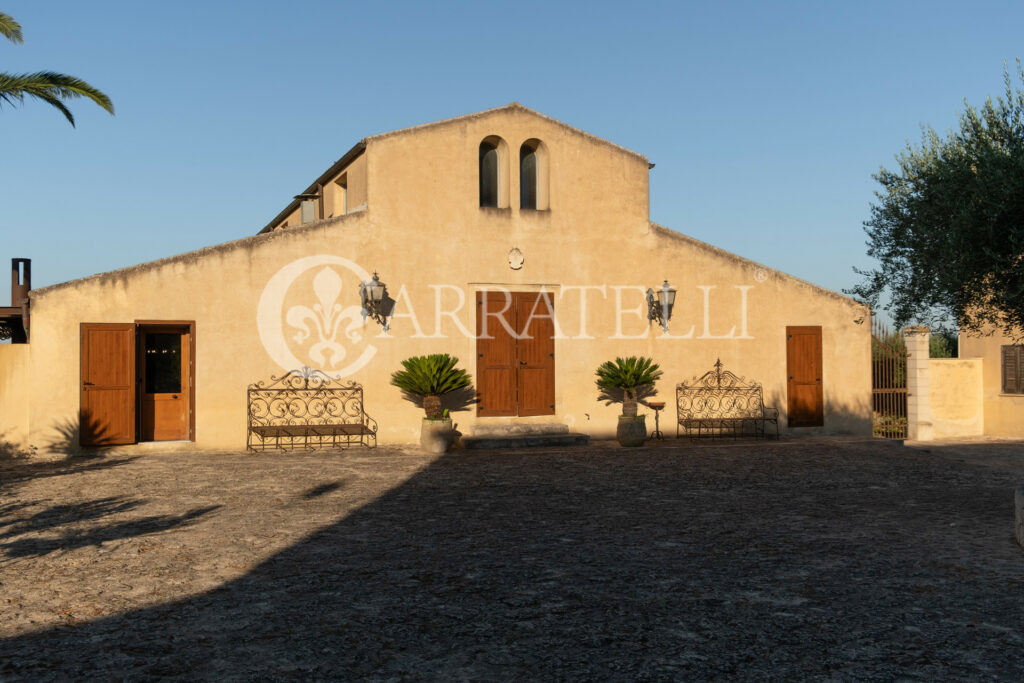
[
  {"xmin": 420, "ymin": 417, "xmax": 454, "ymax": 454},
  {"xmin": 616, "ymin": 415, "xmax": 647, "ymax": 447}
]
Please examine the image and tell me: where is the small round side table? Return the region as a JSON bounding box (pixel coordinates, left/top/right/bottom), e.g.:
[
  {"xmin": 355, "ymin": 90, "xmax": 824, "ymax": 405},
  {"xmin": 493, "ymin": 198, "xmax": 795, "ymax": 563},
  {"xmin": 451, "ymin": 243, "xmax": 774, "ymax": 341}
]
[{"xmin": 647, "ymin": 402, "xmax": 666, "ymax": 440}]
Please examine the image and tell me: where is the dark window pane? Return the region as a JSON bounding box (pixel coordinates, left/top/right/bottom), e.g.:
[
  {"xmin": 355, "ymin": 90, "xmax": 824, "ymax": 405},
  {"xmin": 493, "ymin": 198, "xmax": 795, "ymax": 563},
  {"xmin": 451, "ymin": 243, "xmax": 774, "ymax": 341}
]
[
  {"xmin": 480, "ymin": 142, "xmax": 498, "ymax": 207},
  {"xmin": 145, "ymin": 333, "xmax": 181, "ymax": 394},
  {"xmin": 520, "ymin": 146, "xmax": 537, "ymax": 209}
]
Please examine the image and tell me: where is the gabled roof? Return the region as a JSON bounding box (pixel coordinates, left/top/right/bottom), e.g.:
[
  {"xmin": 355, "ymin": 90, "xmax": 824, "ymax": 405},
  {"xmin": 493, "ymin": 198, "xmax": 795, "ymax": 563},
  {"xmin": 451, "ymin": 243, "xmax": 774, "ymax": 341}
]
[
  {"xmin": 258, "ymin": 103, "xmax": 651, "ymax": 234},
  {"xmin": 365, "ymin": 102, "xmax": 649, "ymax": 163}
]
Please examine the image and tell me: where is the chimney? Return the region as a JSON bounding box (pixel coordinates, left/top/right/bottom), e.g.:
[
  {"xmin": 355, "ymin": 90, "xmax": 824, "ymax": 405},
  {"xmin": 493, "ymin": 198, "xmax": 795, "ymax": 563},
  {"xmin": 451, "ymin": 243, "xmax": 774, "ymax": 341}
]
[
  {"xmin": 11, "ymin": 258, "xmax": 30, "ymax": 306},
  {"xmin": 9, "ymin": 258, "xmax": 30, "ymax": 343}
]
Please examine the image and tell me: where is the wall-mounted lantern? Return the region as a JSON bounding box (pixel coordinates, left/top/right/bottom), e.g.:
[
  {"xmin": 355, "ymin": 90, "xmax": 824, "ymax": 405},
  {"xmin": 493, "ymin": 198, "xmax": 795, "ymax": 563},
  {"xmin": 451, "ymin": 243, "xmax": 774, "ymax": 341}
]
[
  {"xmin": 646, "ymin": 279, "xmax": 677, "ymax": 333},
  {"xmin": 359, "ymin": 272, "xmax": 391, "ymax": 331}
]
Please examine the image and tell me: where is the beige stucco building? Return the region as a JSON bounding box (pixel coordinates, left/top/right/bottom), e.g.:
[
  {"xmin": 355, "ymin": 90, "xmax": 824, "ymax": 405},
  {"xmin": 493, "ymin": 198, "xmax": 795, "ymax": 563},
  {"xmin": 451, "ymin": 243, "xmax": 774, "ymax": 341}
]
[
  {"xmin": 957, "ymin": 328, "xmax": 1024, "ymax": 438},
  {"xmin": 0, "ymin": 104, "xmax": 873, "ymax": 454}
]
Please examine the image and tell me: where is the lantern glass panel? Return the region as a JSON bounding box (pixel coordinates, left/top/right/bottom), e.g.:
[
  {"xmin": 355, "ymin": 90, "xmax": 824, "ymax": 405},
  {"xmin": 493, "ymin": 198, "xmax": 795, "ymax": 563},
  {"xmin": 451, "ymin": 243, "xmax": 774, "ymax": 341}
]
[{"xmin": 660, "ymin": 284, "xmax": 676, "ymax": 307}]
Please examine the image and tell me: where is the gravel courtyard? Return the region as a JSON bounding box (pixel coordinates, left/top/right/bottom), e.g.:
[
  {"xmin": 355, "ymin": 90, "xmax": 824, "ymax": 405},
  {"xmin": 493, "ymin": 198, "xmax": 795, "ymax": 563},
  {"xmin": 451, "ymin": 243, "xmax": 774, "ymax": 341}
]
[{"xmin": 1, "ymin": 437, "xmax": 1022, "ymax": 680}]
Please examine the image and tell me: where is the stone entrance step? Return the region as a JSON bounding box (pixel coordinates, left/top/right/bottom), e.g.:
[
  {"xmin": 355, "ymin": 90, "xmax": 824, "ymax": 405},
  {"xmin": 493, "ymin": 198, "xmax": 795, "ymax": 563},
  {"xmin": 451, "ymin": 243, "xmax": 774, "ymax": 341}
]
[
  {"xmin": 461, "ymin": 432, "xmax": 590, "ymax": 450},
  {"xmin": 468, "ymin": 422, "xmax": 570, "ymax": 438}
]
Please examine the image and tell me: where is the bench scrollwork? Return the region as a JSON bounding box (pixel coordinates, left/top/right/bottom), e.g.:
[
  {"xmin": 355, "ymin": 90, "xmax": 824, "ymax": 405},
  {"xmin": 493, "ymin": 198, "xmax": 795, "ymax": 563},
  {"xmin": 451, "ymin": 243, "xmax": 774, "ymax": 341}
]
[
  {"xmin": 247, "ymin": 367, "xmax": 377, "ymax": 452},
  {"xmin": 676, "ymin": 359, "xmax": 779, "ymax": 439}
]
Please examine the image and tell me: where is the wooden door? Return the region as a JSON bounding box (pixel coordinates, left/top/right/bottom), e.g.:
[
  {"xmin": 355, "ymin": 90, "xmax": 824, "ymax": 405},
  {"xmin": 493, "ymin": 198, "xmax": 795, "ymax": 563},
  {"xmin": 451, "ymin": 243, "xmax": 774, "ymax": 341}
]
[
  {"xmin": 139, "ymin": 327, "xmax": 191, "ymax": 441},
  {"xmin": 476, "ymin": 291, "xmax": 517, "ymax": 416},
  {"xmin": 476, "ymin": 291, "xmax": 556, "ymax": 417},
  {"xmin": 80, "ymin": 323, "xmax": 136, "ymax": 446},
  {"xmin": 786, "ymin": 326, "xmax": 824, "ymax": 427},
  {"xmin": 516, "ymin": 292, "xmax": 555, "ymax": 416}
]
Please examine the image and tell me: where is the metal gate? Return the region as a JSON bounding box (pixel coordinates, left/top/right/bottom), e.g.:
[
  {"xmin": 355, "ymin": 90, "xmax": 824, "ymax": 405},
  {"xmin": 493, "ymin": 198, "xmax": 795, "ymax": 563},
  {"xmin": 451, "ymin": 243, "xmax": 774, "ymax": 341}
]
[{"xmin": 871, "ymin": 318, "xmax": 907, "ymax": 439}]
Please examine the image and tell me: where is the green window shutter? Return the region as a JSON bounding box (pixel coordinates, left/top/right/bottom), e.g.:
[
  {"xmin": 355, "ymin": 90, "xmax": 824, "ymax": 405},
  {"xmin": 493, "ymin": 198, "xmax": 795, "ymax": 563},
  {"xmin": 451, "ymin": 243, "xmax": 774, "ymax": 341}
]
[{"xmin": 1003, "ymin": 345, "xmax": 1022, "ymax": 394}]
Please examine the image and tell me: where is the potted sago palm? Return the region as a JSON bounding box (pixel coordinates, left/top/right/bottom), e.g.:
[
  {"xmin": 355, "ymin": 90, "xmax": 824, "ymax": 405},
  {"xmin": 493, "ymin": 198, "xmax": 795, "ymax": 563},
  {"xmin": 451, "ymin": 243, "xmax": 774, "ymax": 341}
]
[
  {"xmin": 390, "ymin": 353, "xmax": 473, "ymax": 454},
  {"xmin": 595, "ymin": 356, "xmax": 663, "ymax": 447}
]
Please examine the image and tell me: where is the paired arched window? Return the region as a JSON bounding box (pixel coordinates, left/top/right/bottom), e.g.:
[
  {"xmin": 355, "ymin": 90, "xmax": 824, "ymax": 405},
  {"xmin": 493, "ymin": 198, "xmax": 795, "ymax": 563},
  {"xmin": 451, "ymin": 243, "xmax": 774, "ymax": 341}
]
[{"xmin": 479, "ymin": 136, "xmax": 546, "ymax": 210}]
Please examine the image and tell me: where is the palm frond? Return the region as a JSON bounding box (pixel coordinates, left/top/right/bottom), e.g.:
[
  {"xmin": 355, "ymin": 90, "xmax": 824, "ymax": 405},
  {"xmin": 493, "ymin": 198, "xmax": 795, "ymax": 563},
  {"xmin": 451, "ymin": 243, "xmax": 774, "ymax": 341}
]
[
  {"xmin": 0, "ymin": 71, "xmax": 114, "ymax": 125},
  {"xmin": 0, "ymin": 12, "xmax": 23, "ymax": 44},
  {"xmin": 390, "ymin": 354, "xmax": 473, "ymax": 397},
  {"xmin": 595, "ymin": 356, "xmax": 663, "ymax": 393}
]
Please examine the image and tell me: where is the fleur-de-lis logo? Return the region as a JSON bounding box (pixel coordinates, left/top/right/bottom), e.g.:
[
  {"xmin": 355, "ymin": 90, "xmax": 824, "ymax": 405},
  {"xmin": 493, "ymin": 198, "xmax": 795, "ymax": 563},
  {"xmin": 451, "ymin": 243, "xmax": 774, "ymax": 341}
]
[
  {"xmin": 285, "ymin": 267, "xmax": 365, "ymax": 369},
  {"xmin": 257, "ymin": 255, "xmax": 378, "ymax": 378}
]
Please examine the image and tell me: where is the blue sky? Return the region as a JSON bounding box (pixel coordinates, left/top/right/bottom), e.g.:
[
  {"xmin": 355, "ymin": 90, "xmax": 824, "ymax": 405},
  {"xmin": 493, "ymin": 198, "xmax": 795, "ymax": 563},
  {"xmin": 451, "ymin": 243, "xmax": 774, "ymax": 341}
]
[{"xmin": 2, "ymin": 0, "xmax": 1022, "ymax": 304}]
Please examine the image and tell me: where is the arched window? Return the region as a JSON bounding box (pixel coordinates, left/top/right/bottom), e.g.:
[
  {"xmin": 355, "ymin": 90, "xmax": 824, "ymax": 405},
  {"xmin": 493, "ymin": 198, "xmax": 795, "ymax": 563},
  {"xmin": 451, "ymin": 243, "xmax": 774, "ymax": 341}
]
[
  {"xmin": 479, "ymin": 136, "xmax": 509, "ymax": 208},
  {"xmin": 520, "ymin": 145, "xmax": 537, "ymax": 209},
  {"xmin": 480, "ymin": 140, "xmax": 499, "ymax": 207},
  {"xmin": 519, "ymin": 139, "xmax": 548, "ymax": 210}
]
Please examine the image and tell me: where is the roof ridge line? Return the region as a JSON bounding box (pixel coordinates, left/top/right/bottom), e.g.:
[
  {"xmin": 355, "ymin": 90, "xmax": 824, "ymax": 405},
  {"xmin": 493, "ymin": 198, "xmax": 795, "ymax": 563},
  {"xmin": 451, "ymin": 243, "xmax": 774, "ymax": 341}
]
[
  {"xmin": 367, "ymin": 103, "xmax": 649, "ymax": 163},
  {"xmin": 648, "ymin": 222, "xmax": 866, "ymax": 308}
]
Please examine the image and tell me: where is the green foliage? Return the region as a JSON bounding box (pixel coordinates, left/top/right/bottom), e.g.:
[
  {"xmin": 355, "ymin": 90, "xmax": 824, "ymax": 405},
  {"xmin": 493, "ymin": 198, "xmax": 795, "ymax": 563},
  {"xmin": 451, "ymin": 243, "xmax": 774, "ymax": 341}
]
[
  {"xmin": 872, "ymin": 414, "xmax": 907, "ymax": 438},
  {"xmin": 929, "ymin": 329, "xmax": 958, "ymax": 358},
  {"xmin": 0, "ymin": 12, "xmax": 23, "ymax": 43},
  {"xmin": 0, "ymin": 11, "xmax": 114, "ymax": 126},
  {"xmin": 849, "ymin": 63, "xmax": 1024, "ymax": 337},
  {"xmin": 871, "ymin": 331, "xmax": 906, "ymax": 387},
  {"xmin": 595, "ymin": 356, "xmax": 663, "ymax": 399},
  {"xmin": 871, "ymin": 327, "xmax": 957, "ymax": 359},
  {"xmin": 390, "ymin": 354, "xmax": 472, "ymax": 398},
  {"xmin": 871, "ymin": 330, "xmax": 905, "ymax": 361}
]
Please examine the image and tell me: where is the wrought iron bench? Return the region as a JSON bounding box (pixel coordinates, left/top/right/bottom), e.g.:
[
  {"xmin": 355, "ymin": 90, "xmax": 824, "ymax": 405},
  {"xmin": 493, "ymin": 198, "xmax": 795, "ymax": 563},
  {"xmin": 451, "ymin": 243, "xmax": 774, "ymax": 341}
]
[
  {"xmin": 676, "ymin": 359, "xmax": 779, "ymax": 439},
  {"xmin": 247, "ymin": 367, "xmax": 377, "ymax": 452}
]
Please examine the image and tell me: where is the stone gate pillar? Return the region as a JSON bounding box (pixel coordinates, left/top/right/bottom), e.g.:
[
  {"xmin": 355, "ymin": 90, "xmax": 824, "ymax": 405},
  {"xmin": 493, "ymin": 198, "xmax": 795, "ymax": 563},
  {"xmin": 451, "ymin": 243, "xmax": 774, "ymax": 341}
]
[{"xmin": 903, "ymin": 326, "xmax": 933, "ymax": 441}]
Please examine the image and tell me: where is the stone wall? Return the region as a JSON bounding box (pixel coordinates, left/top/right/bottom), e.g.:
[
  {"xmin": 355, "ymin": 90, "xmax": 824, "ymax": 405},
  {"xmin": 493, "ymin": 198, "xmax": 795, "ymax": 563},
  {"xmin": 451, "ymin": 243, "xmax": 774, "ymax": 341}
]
[
  {"xmin": 903, "ymin": 327, "xmax": 986, "ymax": 441},
  {"xmin": 930, "ymin": 359, "xmax": 984, "ymax": 438}
]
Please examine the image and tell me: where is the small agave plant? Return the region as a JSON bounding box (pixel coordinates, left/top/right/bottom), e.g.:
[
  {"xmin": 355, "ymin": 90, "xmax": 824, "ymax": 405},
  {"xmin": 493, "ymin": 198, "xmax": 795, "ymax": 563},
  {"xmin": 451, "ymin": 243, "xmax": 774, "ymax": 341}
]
[
  {"xmin": 595, "ymin": 356, "xmax": 663, "ymax": 417},
  {"xmin": 390, "ymin": 354, "xmax": 472, "ymax": 419}
]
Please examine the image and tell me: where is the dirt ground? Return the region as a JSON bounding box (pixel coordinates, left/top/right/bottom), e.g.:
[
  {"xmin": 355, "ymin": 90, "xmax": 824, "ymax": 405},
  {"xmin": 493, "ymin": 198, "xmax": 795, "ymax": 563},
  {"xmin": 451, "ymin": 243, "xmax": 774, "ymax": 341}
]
[{"xmin": 1, "ymin": 436, "xmax": 1022, "ymax": 680}]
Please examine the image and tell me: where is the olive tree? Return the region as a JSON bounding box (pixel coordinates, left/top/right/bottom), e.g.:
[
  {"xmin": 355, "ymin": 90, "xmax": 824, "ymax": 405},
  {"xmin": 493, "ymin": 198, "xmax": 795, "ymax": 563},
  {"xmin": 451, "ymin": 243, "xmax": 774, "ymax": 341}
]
[{"xmin": 850, "ymin": 64, "xmax": 1024, "ymax": 337}]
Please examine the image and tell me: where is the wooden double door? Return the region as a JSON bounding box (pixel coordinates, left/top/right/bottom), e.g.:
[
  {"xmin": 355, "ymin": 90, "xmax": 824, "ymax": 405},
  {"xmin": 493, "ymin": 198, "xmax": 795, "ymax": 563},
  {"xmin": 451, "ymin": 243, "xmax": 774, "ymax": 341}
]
[
  {"xmin": 80, "ymin": 322, "xmax": 193, "ymax": 446},
  {"xmin": 476, "ymin": 291, "xmax": 555, "ymax": 417}
]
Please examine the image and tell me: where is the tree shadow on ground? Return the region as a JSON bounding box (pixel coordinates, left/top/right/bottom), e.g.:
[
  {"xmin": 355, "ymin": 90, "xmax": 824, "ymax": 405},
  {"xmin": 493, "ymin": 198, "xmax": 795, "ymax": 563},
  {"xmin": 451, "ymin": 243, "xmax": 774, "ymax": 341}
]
[
  {"xmin": 1, "ymin": 440, "xmax": 1022, "ymax": 679},
  {"xmin": 300, "ymin": 481, "xmax": 346, "ymax": 499},
  {"xmin": 0, "ymin": 502, "xmax": 219, "ymax": 562},
  {"xmin": 0, "ymin": 496, "xmax": 145, "ymax": 541},
  {"xmin": 0, "ymin": 414, "xmax": 139, "ymax": 498},
  {"xmin": 0, "ymin": 456, "xmax": 138, "ymax": 497}
]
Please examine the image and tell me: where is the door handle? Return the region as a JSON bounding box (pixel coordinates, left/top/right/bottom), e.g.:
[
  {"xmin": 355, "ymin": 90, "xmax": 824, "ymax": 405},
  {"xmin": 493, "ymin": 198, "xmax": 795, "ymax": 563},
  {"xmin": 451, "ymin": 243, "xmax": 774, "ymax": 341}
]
[
  {"xmin": 520, "ymin": 361, "xmax": 527, "ymax": 365},
  {"xmin": 172, "ymin": 395, "xmax": 179, "ymax": 399},
  {"xmin": 83, "ymin": 382, "xmax": 94, "ymax": 386}
]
